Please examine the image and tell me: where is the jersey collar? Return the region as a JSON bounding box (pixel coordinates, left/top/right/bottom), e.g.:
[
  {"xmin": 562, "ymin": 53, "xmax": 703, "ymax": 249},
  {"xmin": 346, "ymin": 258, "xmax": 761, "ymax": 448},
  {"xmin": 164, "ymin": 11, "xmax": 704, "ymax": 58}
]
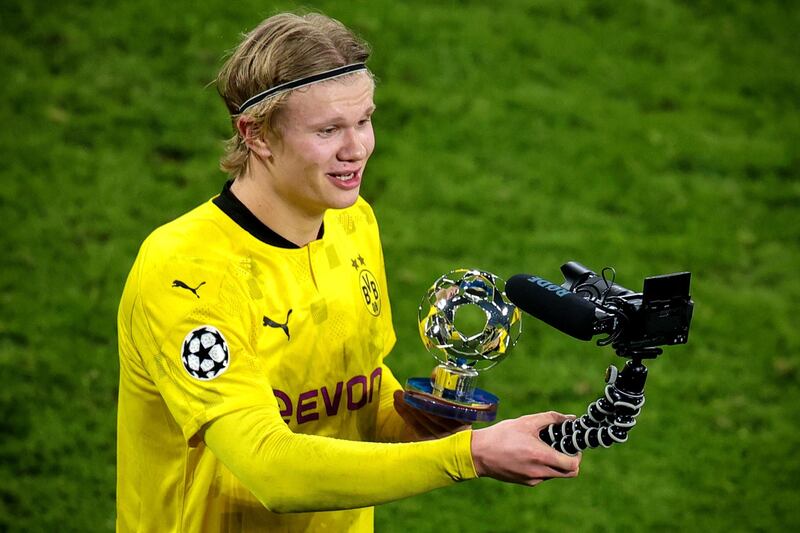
[{"xmin": 212, "ymin": 180, "xmax": 324, "ymax": 249}]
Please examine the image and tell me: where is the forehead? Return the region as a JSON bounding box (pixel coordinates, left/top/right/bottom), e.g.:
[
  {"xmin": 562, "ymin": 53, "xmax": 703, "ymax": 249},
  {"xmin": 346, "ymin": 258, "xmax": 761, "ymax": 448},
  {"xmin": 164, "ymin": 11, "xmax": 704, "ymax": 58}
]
[{"xmin": 282, "ymin": 71, "xmax": 375, "ymax": 123}]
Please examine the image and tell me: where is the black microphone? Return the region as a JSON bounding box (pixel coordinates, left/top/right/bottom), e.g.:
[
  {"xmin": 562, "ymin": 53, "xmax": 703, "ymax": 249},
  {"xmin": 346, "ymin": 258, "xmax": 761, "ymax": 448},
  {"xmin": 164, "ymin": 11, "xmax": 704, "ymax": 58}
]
[{"xmin": 506, "ymin": 274, "xmax": 598, "ymax": 341}]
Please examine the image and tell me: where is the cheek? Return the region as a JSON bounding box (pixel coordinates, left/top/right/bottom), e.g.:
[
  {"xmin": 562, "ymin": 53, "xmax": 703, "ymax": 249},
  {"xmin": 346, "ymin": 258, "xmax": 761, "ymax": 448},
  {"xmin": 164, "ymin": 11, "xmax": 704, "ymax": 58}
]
[
  {"xmin": 291, "ymin": 140, "xmax": 333, "ymax": 170},
  {"xmin": 362, "ymin": 126, "xmax": 376, "ymax": 157}
]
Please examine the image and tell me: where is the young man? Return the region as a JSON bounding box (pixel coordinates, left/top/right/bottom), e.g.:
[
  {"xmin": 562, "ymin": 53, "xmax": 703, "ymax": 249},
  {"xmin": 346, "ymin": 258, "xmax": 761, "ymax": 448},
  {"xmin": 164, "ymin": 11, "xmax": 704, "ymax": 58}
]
[{"xmin": 116, "ymin": 12, "xmax": 580, "ymax": 532}]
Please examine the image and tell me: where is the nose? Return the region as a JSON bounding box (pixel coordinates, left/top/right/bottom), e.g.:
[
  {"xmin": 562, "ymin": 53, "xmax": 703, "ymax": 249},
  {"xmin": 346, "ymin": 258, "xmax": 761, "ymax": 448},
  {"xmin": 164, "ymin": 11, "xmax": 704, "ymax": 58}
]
[{"xmin": 337, "ymin": 128, "xmax": 369, "ymax": 161}]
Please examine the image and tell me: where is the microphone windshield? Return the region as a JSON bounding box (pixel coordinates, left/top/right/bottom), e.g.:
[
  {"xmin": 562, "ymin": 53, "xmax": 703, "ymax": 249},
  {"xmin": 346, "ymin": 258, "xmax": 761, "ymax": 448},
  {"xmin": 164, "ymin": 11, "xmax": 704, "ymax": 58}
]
[{"xmin": 506, "ymin": 274, "xmax": 597, "ymax": 341}]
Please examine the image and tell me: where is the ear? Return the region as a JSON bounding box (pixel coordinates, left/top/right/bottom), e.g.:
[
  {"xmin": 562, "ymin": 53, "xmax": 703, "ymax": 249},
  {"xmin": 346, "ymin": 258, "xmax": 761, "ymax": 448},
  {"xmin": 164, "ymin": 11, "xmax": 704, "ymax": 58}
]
[{"xmin": 235, "ymin": 116, "xmax": 274, "ymax": 159}]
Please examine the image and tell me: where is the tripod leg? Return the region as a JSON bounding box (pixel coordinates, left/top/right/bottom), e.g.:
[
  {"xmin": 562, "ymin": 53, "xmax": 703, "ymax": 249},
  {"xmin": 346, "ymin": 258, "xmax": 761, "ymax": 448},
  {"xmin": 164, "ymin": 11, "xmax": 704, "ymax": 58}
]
[{"xmin": 538, "ymin": 359, "xmax": 648, "ymax": 455}]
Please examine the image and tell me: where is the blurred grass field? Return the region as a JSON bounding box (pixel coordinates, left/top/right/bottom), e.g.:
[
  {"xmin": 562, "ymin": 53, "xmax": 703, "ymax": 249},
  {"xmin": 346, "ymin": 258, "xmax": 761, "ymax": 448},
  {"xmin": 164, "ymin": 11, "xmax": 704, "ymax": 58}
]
[{"xmin": 1, "ymin": 0, "xmax": 799, "ymax": 531}]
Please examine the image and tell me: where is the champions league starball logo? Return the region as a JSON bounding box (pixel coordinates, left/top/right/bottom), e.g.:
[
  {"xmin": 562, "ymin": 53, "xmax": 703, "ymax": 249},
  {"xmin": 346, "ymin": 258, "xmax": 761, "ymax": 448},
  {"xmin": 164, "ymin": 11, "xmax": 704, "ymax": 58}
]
[
  {"xmin": 404, "ymin": 269, "xmax": 522, "ymax": 422},
  {"xmin": 181, "ymin": 325, "xmax": 230, "ymax": 381}
]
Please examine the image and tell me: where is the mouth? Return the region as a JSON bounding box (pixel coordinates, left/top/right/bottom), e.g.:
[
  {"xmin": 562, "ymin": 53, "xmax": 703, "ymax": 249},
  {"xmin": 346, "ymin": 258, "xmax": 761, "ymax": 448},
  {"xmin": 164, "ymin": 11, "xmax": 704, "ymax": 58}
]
[{"xmin": 326, "ymin": 168, "xmax": 362, "ymax": 190}]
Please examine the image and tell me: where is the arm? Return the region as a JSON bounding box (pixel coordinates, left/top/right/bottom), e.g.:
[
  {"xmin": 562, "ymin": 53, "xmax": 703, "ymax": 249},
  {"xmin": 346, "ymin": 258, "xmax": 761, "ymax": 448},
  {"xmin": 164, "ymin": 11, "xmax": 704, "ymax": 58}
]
[
  {"xmin": 205, "ymin": 405, "xmax": 580, "ymax": 514},
  {"xmin": 203, "ymin": 405, "xmax": 476, "ymax": 513}
]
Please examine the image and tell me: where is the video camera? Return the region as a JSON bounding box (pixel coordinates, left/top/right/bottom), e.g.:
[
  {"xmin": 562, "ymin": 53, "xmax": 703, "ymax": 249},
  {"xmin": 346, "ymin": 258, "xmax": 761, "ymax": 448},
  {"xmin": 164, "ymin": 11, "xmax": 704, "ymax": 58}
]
[
  {"xmin": 506, "ymin": 262, "xmax": 695, "ymax": 453},
  {"xmin": 559, "ymin": 261, "xmax": 694, "ymax": 357}
]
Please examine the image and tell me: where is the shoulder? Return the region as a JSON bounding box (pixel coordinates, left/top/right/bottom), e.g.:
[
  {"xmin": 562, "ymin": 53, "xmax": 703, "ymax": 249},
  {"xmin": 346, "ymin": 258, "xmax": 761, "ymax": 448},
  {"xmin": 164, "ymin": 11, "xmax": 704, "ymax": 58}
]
[
  {"xmin": 137, "ymin": 199, "xmax": 249, "ymax": 280},
  {"xmin": 143, "ymin": 201, "xmax": 236, "ymax": 263},
  {"xmin": 123, "ymin": 200, "xmax": 252, "ymax": 335}
]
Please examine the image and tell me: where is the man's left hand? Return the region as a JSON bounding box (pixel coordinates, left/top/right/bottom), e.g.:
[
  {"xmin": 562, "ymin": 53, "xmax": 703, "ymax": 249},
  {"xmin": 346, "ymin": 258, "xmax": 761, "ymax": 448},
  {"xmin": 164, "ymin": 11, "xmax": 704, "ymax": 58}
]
[{"xmin": 392, "ymin": 390, "xmax": 471, "ymax": 441}]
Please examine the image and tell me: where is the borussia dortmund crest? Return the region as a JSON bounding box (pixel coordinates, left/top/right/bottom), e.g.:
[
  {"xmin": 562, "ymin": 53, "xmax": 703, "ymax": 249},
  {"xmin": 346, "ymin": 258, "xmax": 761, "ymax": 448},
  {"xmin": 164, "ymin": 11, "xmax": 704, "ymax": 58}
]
[
  {"xmin": 352, "ymin": 255, "xmax": 380, "ymax": 316},
  {"xmin": 359, "ymin": 268, "xmax": 381, "ymax": 316}
]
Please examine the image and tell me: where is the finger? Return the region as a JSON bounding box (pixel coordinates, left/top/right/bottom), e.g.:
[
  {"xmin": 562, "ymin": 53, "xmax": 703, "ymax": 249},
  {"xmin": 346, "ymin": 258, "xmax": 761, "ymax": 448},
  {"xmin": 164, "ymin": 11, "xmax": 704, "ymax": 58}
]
[
  {"xmin": 392, "ymin": 391, "xmax": 423, "ymax": 424},
  {"xmin": 524, "ymin": 469, "xmax": 579, "ymax": 487},
  {"xmin": 531, "ymin": 463, "xmax": 581, "ymax": 479},
  {"xmin": 392, "ymin": 404, "xmax": 427, "ymax": 440},
  {"xmin": 540, "ymin": 446, "xmax": 582, "ymax": 472},
  {"xmin": 403, "ymin": 406, "xmax": 448, "ymax": 436},
  {"xmin": 529, "ymin": 411, "xmax": 577, "ymax": 432},
  {"xmin": 394, "ymin": 390, "xmax": 429, "ymax": 423},
  {"xmin": 415, "ymin": 409, "xmax": 467, "ymax": 433},
  {"xmin": 393, "ymin": 389, "xmax": 405, "ymax": 407}
]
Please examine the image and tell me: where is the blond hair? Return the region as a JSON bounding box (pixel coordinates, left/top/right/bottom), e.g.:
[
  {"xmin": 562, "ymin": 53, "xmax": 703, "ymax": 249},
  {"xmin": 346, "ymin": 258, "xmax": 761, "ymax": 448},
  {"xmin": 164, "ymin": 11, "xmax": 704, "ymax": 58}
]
[{"xmin": 216, "ymin": 12, "xmax": 371, "ymax": 178}]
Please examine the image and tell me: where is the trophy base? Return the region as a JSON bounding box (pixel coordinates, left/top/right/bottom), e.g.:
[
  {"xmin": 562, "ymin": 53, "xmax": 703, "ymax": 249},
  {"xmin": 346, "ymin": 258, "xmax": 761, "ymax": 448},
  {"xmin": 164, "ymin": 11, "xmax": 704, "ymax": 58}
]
[{"xmin": 403, "ymin": 377, "xmax": 499, "ymax": 422}]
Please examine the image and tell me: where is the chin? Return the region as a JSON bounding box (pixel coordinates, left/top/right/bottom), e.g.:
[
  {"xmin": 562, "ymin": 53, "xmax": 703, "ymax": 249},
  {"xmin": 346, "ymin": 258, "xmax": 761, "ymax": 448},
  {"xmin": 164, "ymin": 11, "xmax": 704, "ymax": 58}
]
[
  {"xmin": 326, "ymin": 188, "xmax": 361, "ymax": 210},
  {"xmin": 330, "ymin": 194, "xmax": 360, "ymax": 210}
]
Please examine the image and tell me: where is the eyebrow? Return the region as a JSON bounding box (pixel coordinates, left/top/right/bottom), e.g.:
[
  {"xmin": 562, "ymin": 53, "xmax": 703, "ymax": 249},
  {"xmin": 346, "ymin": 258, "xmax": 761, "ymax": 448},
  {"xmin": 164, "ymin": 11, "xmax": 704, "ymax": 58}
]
[{"xmin": 309, "ymin": 105, "xmax": 376, "ymax": 128}]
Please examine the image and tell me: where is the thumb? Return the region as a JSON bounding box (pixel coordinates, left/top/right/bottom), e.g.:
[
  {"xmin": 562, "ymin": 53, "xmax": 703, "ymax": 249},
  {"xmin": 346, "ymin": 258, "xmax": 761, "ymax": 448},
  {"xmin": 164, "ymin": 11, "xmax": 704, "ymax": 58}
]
[
  {"xmin": 393, "ymin": 389, "xmax": 408, "ymax": 410},
  {"xmin": 531, "ymin": 411, "xmax": 577, "ymax": 431}
]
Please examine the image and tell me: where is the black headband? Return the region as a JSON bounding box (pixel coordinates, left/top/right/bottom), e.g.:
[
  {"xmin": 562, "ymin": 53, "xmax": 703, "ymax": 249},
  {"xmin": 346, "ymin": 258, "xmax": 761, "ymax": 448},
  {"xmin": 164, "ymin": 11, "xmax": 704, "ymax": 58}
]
[{"xmin": 237, "ymin": 63, "xmax": 368, "ymax": 114}]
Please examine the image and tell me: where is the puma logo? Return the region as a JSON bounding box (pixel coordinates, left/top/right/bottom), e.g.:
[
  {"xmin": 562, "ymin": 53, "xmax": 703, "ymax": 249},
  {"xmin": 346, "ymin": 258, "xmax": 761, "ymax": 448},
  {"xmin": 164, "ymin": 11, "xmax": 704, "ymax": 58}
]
[
  {"xmin": 172, "ymin": 280, "xmax": 206, "ymax": 298},
  {"xmin": 263, "ymin": 309, "xmax": 292, "ymax": 340}
]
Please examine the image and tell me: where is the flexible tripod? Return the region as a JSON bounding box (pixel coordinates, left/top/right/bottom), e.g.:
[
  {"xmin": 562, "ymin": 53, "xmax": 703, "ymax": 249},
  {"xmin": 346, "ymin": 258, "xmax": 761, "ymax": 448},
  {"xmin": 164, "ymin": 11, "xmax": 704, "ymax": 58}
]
[{"xmin": 539, "ymin": 347, "xmax": 661, "ymax": 455}]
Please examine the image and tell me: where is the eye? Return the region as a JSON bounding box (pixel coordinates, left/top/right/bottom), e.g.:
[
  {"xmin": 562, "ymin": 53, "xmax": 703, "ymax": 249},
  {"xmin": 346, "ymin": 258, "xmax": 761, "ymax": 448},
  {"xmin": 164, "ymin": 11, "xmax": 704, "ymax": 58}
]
[
  {"xmin": 318, "ymin": 126, "xmax": 338, "ymax": 137},
  {"xmin": 358, "ymin": 116, "xmax": 373, "ymax": 127}
]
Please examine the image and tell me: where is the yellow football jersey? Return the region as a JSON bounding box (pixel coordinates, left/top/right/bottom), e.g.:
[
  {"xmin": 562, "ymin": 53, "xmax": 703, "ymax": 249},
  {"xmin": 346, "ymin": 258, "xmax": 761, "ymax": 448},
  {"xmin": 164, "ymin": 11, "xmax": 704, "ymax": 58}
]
[{"xmin": 117, "ymin": 183, "xmax": 475, "ymax": 532}]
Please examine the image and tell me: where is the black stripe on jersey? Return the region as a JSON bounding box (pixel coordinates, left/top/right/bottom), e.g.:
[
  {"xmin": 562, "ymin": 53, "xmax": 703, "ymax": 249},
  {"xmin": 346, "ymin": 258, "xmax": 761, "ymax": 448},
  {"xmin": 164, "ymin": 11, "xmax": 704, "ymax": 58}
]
[{"xmin": 212, "ymin": 180, "xmax": 324, "ymax": 248}]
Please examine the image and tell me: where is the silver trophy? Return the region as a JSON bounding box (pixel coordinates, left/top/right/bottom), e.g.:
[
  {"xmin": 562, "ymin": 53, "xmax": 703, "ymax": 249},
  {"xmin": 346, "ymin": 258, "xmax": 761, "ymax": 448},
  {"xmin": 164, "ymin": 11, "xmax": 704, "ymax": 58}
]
[{"xmin": 403, "ymin": 269, "xmax": 522, "ymax": 422}]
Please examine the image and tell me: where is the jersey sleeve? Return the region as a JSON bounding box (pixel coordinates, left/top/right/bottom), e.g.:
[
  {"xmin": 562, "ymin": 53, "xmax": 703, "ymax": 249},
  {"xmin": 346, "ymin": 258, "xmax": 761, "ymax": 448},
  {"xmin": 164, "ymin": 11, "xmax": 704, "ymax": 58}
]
[
  {"xmin": 204, "ymin": 404, "xmax": 477, "ymax": 513},
  {"xmin": 127, "ymin": 236, "xmax": 277, "ymax": 444}
]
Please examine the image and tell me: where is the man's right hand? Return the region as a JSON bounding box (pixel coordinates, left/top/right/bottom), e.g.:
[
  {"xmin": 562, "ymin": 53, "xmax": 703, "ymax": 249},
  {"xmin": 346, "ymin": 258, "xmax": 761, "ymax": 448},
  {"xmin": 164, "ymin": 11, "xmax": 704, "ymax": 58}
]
[{"xmin": 470, "ymin": 411, "xmax": 581, "ymax": 486}]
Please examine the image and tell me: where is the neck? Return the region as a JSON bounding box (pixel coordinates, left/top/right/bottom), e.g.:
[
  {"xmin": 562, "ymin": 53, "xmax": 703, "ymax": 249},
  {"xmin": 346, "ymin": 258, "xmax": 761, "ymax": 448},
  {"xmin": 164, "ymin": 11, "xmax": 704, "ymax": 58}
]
[{"xmin": 231, "ymin": 167, "xmax": 324, "ymax": 248}]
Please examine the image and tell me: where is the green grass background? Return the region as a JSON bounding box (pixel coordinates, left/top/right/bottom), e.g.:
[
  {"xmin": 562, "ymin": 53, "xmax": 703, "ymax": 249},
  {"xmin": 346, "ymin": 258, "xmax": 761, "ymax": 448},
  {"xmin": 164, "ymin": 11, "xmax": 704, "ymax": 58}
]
[{"xmin": 1, "ymin": 0, "xmax": 799, "ymax": 531}]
